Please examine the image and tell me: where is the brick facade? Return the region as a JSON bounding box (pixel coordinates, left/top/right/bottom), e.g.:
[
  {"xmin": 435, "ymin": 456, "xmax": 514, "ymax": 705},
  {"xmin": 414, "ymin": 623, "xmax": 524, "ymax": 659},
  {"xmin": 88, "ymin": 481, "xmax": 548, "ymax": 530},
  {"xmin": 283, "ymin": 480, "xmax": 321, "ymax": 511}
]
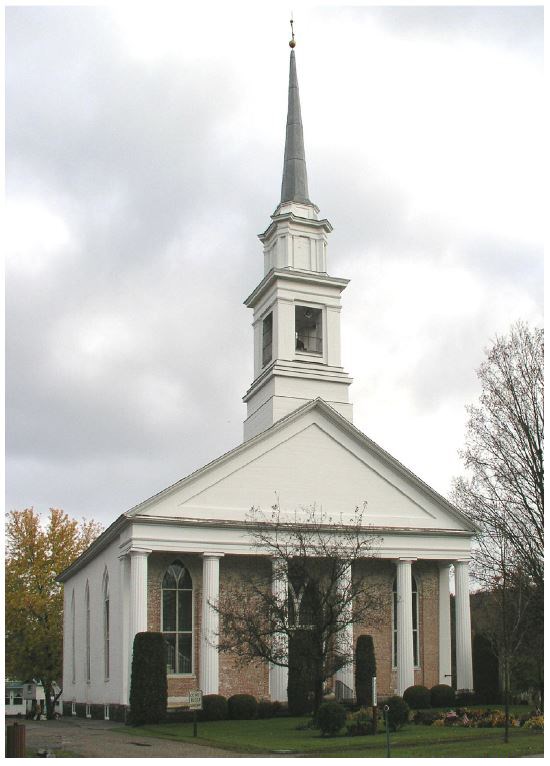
[{"xmin": 147, "ymin": 553, "xmax": 441, "ymax": 700}]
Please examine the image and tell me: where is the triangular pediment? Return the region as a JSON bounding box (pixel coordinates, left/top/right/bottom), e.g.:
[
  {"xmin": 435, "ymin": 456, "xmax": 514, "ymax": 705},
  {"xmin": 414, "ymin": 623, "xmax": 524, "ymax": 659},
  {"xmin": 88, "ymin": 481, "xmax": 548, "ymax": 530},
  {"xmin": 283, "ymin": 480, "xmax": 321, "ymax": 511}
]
[{"xmin": 129, "ymin": 400, "xmax": 475, "ymax": 534}]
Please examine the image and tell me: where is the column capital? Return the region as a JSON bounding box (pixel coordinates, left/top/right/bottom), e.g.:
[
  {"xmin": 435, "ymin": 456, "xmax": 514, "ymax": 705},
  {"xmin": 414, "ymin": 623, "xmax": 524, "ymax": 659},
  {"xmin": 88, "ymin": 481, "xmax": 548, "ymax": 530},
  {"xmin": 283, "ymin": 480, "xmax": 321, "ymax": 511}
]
[
  {"xmin": 454, "ymin": 558, "xmax": 471, "ymax": 567},
  {"xmin": 202, "ymin": 552, "xmax": 225, "ymax": 560},
  {"xmin": 394, "ymin": 557, "xmax": 417, "ymax": 564},
  {"xmin": 129, "ymin": 547, "xmax": 152, "ymax": 556}
]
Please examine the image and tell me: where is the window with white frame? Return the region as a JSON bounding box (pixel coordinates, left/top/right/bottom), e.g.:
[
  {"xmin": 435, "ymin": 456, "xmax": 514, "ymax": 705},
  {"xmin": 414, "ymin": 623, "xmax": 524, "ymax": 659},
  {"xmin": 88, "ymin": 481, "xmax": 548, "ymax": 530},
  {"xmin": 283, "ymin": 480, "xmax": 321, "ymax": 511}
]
[
  {"xmin": 85, "ymin": 582, "xmax": 91, "ymax": 682},
  {"xmin": 295, "ymin": 305, "xmax": 322, "ymax": 354},
  {"xmin": 103, "ymin": 571, "xmax": 110, "ymax": 680},
  {"xmin": 392, "ymin": 575, "xmax": 420, "ymax": 668},
  {"xmin": 262, "ymin": 312, "xmax": 273, "ymax": 367},
  {"xmin": 162, "ymin": 561, "xmax": 193, "ymax": 675}
]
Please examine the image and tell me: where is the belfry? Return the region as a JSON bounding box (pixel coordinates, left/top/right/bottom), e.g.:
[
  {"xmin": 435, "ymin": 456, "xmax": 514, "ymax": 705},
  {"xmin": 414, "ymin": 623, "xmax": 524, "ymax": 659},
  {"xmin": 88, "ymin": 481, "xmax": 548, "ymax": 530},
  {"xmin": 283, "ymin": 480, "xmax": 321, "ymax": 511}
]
[
  {"xmin": 58, "ymin": 29, "xmax": 476, "ymax": 721},
  {"xmin": 244, "ymin": 41, "xmax": 352, "ymax": 440}
]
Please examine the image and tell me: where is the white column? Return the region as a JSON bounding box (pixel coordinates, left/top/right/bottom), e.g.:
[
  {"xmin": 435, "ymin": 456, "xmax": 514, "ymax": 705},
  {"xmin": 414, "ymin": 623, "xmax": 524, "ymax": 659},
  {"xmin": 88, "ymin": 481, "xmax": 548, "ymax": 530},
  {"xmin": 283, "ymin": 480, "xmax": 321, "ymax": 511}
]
[
  {"xmin": 129, "ymin": 549, "xmax": 150, "ymax": 646},
  {"xmin": 438, "ymin": 563, "xmax": 452, "ymax": 685},
  {"xmin": 200, "ymin": 553, "xmax": 224, "ymax": 695},
  {"xmin": 455, "ymin": 560, "xmax": 474, "ymax": 691},
  {"xmin": 396, "ymin": 559, "xmax": 415, "ymax": 696},
  {"xmin": 118, "ymin": 554, "xmax": 130, "ymax": 705},
  {"xmin": 334, "ymin": 564, "xmax": 354, "ymax": 697},
  {"xmin": 269, "ymin": 559, "xmax": 288, "ymax": 702},
  {"xmin": 128, "ymin": 548, "xmax": 150, "ymax": 700}
]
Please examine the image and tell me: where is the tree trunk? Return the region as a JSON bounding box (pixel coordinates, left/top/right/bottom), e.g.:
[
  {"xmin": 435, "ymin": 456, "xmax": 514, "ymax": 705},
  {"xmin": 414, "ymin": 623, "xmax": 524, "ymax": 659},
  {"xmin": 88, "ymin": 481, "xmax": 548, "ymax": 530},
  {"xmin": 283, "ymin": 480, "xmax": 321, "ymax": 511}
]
[{"xmin": 43, "ymin": 680, "xmax": 55, "ymax": 720}]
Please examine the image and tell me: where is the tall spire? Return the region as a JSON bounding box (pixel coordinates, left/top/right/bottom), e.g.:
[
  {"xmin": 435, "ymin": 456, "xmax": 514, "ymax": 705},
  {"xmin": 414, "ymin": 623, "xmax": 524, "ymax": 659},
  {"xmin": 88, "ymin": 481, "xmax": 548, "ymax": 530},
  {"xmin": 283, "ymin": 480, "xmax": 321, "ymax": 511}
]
[{"xmin": 280, "ymin": 27, "xmax": 311, "ymax": 206}]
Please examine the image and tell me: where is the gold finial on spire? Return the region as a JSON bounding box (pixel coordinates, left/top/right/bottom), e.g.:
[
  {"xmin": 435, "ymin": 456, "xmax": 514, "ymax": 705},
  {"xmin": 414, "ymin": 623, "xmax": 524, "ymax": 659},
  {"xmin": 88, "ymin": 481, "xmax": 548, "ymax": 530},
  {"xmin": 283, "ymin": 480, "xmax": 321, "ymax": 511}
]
[{"xmin": 289, "ymin": 15, "xmax": 296, "ymax": 48}]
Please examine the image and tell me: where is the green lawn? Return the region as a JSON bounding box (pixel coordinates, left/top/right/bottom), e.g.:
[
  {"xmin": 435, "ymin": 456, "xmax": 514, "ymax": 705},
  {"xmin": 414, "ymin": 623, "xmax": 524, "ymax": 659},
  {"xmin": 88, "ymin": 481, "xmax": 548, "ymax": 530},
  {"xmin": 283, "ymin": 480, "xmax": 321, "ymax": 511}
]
[{"xmin": 118, "ymin": 715, "xmax": 543, "ymax": 758}]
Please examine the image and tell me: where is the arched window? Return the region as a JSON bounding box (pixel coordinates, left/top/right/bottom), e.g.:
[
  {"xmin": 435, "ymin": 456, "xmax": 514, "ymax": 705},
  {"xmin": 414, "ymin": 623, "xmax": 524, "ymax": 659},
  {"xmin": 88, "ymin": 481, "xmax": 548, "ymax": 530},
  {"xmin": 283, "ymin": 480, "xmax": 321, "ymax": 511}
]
[
  {"xmin": 288, "ymin": 577, "xmax": 319, "ymax": 628},
  {"xmin": 392, "ymin": 576, "xmax": 419, "ymax": 668},
  {"xmin": 85, "ymin": 582, "xmax": 91, "ymax": 682},
  {"xmin": 161, "ymin": 561, "xmax": 193, "ymax": 675},
  {"xmin": 103, "ymin": 571, "xmax": 110, "ymax": 680},
  {"xmin": 71, "ymin": 590, "xmax": 76, "ymax": 684}
]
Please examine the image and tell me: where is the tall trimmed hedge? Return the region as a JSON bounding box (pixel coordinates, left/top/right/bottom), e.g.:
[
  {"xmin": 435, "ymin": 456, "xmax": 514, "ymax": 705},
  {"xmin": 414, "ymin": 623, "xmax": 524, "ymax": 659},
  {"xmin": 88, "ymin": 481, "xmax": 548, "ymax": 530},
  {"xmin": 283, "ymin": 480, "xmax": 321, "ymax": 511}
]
[
  {"xmin": 129, "ymin": 632, "xmax": 167, "ymax": 725},
  {"xmin": 355, "ymin": 634, "xmax": 377, "ymax": 706},
  {"xmin": 288, "ymin": 629, "xmax": 315, "ymax": 715},
  {"xmin": 473, "ymin": 633, "xmax": 500, "ymax": 703}
]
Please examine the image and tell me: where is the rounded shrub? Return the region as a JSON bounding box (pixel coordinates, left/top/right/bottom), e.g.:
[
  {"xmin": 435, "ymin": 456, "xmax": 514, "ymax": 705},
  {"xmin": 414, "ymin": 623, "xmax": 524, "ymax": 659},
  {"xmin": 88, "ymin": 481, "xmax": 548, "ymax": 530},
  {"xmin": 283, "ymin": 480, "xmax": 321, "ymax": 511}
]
[
  {"xmin": 430, "ymin": 684, "xmax": 455, "ymax": 708},
  {"xmin": 456, "ymin": 690, "xmax": 478, "ymax": 706},
  {"xmin": 202, "ymin": 694, "xmax": 228, "ymax": 721},
  {"xmin": 346, "ymin": 707, "xmax": 374, "ymax": 736},
  {"xmin": 257, "ymin": 700, "xmax": 274, "ymax": 719},
  {"xmin": 403, "ymin": 685, "xmax": 431, "ymax": 710},
  {"xmin": 317, "ymin": 701, "xmax": 347, "ymax": 737},
  {"xmin": 129, "ymin": 632, "xmax": 167, "ymax": 725},
  {"xmin": 228, "ymin": 694, "xmax": 258, "ymax": 720},
  {"xmin": 385, "ymin": 696, "xmax": 410, "ymax": 731}
]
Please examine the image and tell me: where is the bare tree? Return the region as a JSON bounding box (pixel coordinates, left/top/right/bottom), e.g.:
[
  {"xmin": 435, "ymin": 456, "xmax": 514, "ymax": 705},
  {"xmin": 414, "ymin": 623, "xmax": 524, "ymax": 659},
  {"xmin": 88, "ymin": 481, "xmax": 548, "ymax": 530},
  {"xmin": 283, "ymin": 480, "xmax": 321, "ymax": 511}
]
[
  {"xmin": 215, "ymin": 503, "xmax": 383, "ymax": 712},
  {"xmin": 452, "ymin": 321, "xmax": 544, "ymax": 730},
  {"xmin": 453, "ymin": 321, "xmax": 543, "ymax": 596}
]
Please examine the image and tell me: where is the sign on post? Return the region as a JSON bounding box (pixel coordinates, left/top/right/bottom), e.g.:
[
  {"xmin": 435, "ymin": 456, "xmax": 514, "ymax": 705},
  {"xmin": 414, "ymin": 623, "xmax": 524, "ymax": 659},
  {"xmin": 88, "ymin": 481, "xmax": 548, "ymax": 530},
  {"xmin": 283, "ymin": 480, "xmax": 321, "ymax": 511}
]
[
  {"xmin": 189, "ymin": 689, "xmax": 203, "ymax": 739},
  {"xmin": 188, "ymin": 690, "xmax": 203, "ymax": 711}
]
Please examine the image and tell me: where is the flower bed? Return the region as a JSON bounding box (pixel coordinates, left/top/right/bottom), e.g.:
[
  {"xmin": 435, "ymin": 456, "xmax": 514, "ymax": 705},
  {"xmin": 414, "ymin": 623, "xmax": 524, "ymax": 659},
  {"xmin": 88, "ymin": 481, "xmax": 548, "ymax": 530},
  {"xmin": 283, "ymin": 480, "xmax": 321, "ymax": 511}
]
[{"xmin": 413, "ymin": 707, "xmax": 543, "ymax": 730}]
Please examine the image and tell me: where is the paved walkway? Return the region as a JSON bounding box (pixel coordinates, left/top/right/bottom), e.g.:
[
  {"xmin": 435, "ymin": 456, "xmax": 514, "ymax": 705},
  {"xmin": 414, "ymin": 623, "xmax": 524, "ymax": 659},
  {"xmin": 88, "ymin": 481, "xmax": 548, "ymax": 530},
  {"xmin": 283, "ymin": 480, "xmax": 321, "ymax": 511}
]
[{"xmin": 5, "ymin": 717, "xmax": 260, "ymax": 758}]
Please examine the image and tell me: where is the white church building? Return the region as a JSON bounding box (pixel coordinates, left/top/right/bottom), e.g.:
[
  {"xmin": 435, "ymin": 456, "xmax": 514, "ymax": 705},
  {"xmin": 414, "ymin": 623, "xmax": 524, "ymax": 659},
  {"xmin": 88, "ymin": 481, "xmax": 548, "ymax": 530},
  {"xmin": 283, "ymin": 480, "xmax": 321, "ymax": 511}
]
[{"xmin": 58, "ymin": 40, "xmax": 476, "ymax": 721}]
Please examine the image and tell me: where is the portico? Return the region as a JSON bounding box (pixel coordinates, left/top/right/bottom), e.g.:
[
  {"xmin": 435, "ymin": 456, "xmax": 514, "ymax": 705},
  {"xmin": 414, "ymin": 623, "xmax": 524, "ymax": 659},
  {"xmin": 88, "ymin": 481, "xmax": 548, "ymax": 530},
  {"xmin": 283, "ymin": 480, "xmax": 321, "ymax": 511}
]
[{"xmin": 115, "ymin": 504, "xmax": 474, "ymax": 705}]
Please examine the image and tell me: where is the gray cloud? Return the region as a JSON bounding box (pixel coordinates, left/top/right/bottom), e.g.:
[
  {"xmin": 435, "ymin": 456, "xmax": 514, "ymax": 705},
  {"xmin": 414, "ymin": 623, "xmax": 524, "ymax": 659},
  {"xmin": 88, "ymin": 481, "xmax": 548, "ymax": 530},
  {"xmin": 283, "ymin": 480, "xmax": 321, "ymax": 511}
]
[{"xmin": 6, "ymin": 5, "xmax": 543, "ymax": 522}]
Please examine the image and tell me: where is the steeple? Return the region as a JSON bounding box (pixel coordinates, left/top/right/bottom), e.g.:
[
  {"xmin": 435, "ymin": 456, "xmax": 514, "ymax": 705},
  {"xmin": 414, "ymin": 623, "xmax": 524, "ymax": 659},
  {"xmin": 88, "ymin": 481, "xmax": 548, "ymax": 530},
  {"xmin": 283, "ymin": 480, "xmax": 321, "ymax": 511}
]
[
  {"xmin": 242, "ymin": 26, "xmax": 353, "ymax": 441},
  {"xmin": 280, "ymin": 49, "xmax": 311, "ymax": 205}
]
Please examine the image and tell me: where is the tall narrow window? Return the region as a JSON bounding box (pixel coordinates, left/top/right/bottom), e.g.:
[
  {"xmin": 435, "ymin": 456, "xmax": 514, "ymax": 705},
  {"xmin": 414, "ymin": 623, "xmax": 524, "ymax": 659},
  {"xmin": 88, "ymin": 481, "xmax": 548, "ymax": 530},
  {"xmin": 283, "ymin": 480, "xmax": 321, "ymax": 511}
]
[
  {"xmin": 161, "ymin": 561, "xmax": 193, "ymax": 675},
  {"xmin": 85, "ymin": 582, "xmax": 91, "ymax": 682},
  {"xmin": 392, "ymin": 576, "xmax": 419, "ymax": 668},
  {"xmin": 103, "ymin": 571, "xmax": 110, "ymax": 680},
  {"xmin": 262, "ymin": 312, "xmax": 273, "ymax": 367},
  {"xmin": 71, "ymin": 590, "xmax": 76, "ymax": 684},
  {"xmin": 295, "ymin": 305, "xmax": 322, "ymax": 354}
]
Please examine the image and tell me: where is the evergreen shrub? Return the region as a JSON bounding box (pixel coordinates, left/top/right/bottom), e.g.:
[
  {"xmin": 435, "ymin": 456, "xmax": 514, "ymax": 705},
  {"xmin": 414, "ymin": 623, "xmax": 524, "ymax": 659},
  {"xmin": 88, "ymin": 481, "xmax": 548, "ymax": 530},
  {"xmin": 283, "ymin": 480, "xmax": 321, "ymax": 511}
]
[
  {"xmin": 355, "ymin": 635, "xmax": 376, "ymax": 707},
  {"xmin": 412, "ymin": 710, "xmax": 442, "ymax": 726},
  {"xmin": 228, "ymin": 694, "xmax": 258, "ymax": 720},
  {"xmin": 430, "ymin": 684, "xmax": 455, "ymax": 708},
  {"xmin": 385, "ymin": 696, "xmax": 410, "ymax": 731},
  {"xmin": 403, "ymin": 684, "xmax": 431, "ymax": 710},
  {"xmin": 202, "ymin": 694, "xmax": 228, "ymax": 721},
  {"xmin": 288, "ymin": 630, "xmax": 315, "ymax": 716},
  {"xmin": 317, "ymin": 701, "xmax": 347, "ymax": 736},
  {"xmin": 129, "ymin": 632, "xmax": 167, "ymax": 725},
  {"xmin": 271, "ymin": 701, "xmax": 285, "ymax": 716},
  {"xmin": 473, "ymin": 634, "xmax": 500, "ymax": 703},
  {"xmin": 455, "ymin": 690, "xmax": 478, "ymax": 706},
  {"xmin": 257, "ymin": 700, "xmax": 274, "ymax": 719},
  {"xmin": 346, "ymin": 707, "xmax": 374, "ymax": 736}
]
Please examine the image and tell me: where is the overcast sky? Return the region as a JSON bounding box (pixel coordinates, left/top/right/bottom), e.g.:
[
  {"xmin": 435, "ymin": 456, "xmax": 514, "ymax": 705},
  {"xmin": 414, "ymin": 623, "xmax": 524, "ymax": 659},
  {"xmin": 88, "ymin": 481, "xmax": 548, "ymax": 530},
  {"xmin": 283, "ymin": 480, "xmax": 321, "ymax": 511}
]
[{"xmin": 6, "ymin": 4, "xmax": 543, "ymax": 527}]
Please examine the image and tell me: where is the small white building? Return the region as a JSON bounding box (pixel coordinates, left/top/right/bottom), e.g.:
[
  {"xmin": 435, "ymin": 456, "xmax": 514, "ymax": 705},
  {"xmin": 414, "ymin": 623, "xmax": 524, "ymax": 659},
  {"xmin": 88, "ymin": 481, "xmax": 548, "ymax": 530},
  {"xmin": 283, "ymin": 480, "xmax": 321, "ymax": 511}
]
[
  {"xmin": 58, "ymin": 41, "xmax": 476, "ymax": 721},
  {"xmin": 5, "ymin": 682, "xmax": 25, "ymax": 717},
  {"xmin": 5, "ymin": 680, "xmax": 62, "ymax": 718}
]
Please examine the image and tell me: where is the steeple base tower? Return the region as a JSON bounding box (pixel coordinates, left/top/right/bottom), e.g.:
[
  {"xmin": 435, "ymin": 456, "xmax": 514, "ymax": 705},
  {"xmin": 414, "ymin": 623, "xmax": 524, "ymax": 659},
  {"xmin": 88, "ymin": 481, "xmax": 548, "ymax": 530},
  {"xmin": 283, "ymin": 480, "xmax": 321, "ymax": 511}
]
[{"xmin": 243, "ymin": 35, "xmax": 353, "ymax": 441}]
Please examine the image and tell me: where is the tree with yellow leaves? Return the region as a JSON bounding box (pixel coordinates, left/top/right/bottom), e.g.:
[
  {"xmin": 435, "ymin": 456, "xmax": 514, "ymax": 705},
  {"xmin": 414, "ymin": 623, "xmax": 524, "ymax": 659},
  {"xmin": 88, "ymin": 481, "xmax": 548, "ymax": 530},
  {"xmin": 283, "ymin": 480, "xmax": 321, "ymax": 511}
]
[{"xmin": 5, "ymin": 507, "xmax": 102, "ymax": 718}]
